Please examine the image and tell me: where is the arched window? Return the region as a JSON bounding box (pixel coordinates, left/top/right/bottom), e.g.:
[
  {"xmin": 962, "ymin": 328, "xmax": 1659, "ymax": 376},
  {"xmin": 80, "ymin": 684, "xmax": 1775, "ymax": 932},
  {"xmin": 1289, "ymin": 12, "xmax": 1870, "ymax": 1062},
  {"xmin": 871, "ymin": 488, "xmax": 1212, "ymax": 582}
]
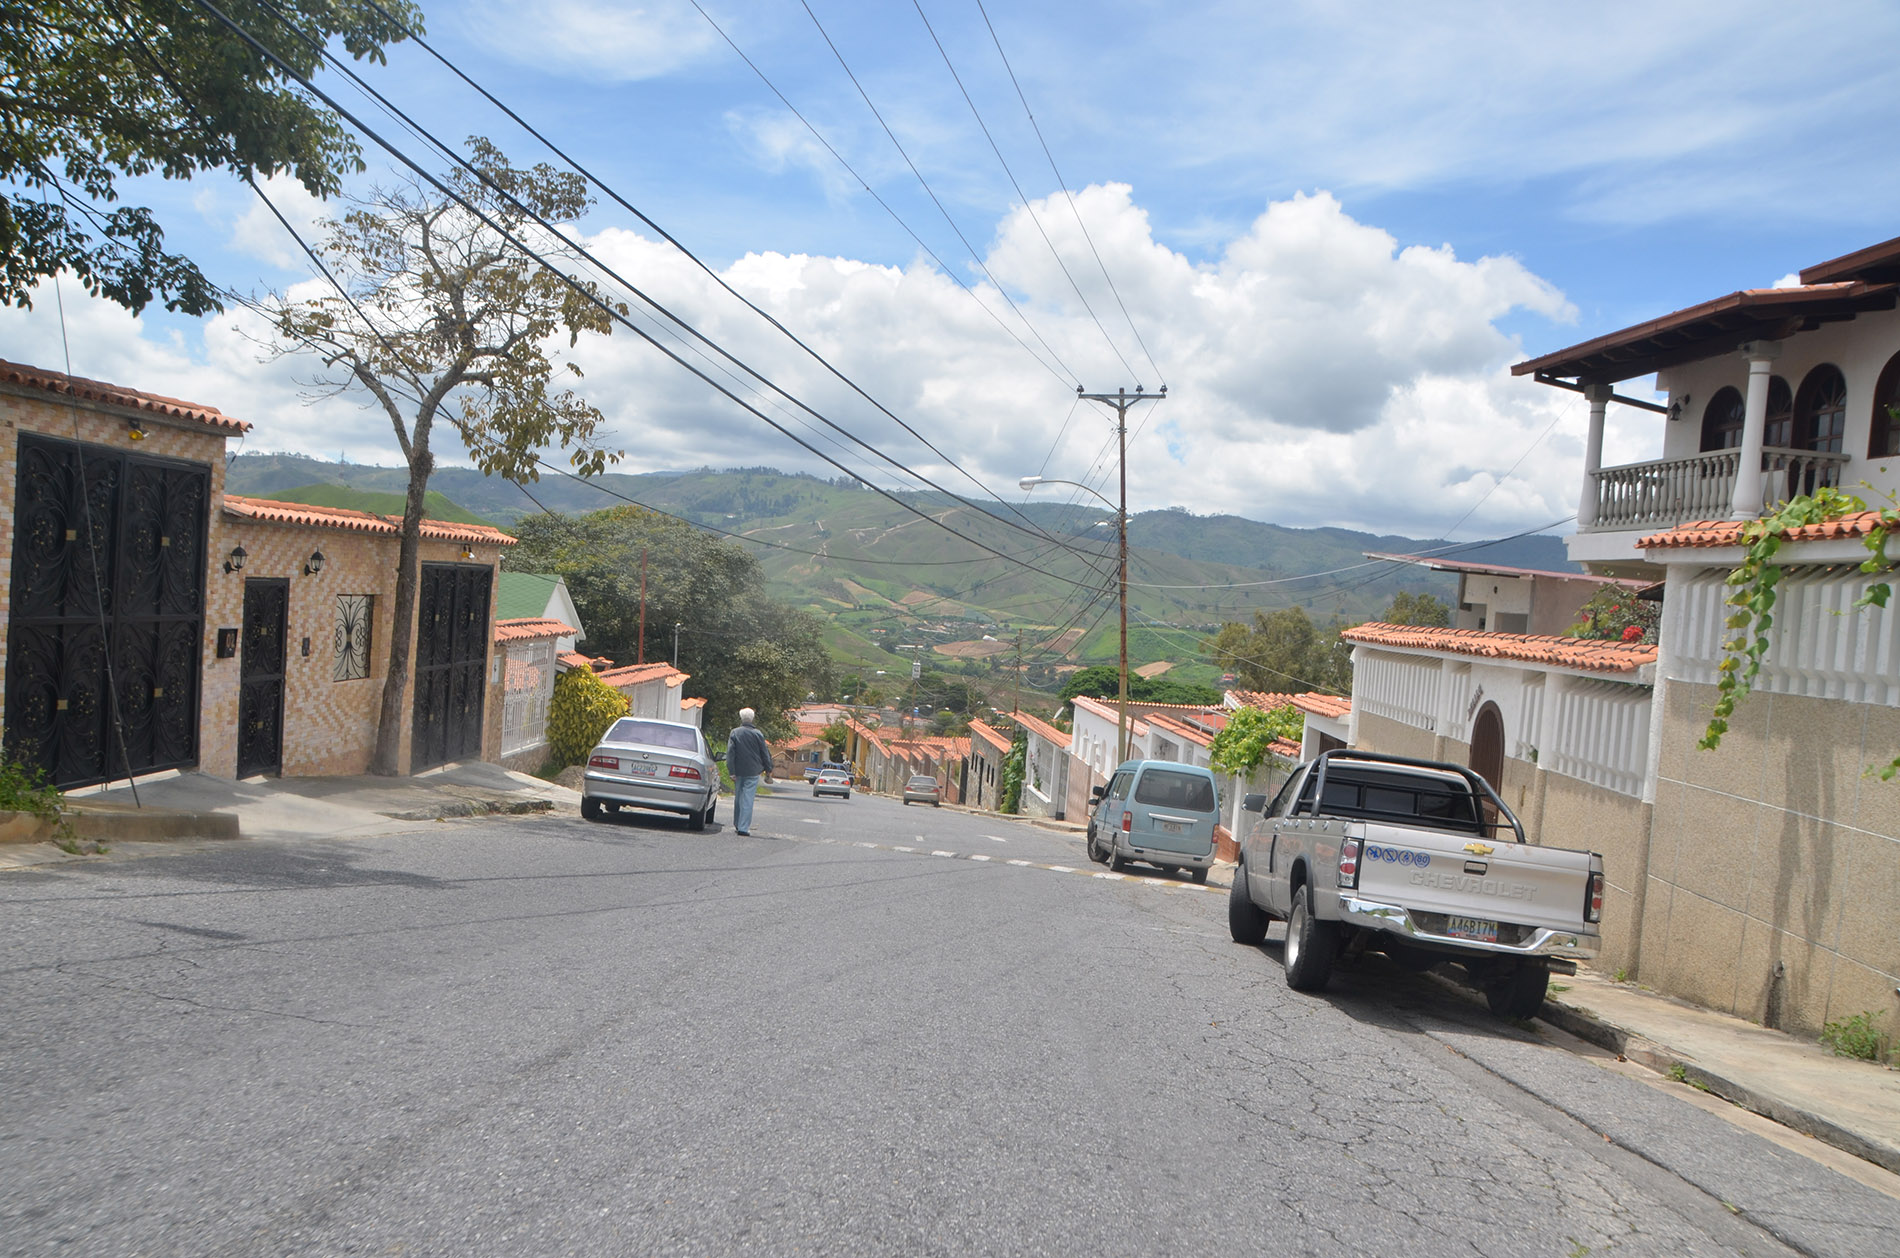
[
  {"xmin": 1795, "ymin": 364, "xmax": 1848, "ymax": 453},
  {"xmin": 1763, "ymin": 376, "xmax": 1794, "ymax": 448},
  {"xmin": 1700, "ymin": 386, "xmax": 1745, "ymax": 451},
  {"xmin": 1871, "ymin": 352, "xmax": 1900, "ymax": 460}
]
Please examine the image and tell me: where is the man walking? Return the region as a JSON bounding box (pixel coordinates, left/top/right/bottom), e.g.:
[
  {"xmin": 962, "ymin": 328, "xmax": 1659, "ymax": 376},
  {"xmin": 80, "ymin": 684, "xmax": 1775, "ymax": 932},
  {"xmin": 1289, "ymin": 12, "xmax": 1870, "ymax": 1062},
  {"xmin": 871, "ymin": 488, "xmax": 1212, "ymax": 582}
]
[{"xmin": 725, "ymin": 707, "xmax": 772, "ymax": 836}]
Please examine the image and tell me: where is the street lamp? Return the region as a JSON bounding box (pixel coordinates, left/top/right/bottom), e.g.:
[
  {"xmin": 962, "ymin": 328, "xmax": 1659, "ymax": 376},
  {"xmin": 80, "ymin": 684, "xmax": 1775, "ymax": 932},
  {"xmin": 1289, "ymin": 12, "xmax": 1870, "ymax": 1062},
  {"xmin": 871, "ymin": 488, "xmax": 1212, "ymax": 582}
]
[{"xmin": 1018, "ymin": 473, "xmax": 1131, "ymax": 765}]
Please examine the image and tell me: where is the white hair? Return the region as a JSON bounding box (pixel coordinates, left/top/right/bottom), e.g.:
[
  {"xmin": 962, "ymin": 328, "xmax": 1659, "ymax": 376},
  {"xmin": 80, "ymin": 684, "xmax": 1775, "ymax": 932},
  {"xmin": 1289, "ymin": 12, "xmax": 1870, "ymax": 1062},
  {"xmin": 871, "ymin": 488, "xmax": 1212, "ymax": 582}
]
[{"xmin": 739, "ymin": 708, "xmax": 756, "ymax": 725}]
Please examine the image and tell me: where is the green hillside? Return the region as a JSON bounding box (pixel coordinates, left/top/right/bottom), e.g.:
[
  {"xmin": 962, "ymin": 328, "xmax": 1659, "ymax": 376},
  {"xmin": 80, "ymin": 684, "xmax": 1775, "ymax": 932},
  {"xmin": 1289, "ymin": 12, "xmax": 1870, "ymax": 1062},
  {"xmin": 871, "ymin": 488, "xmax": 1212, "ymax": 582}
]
[
  {"xmin": 226, "ymin": 457, "xmax": 1574, "ymax": 677},
  {"xmin": 257, "ymin": 482, "xmax": 494, "ymax": 527}
]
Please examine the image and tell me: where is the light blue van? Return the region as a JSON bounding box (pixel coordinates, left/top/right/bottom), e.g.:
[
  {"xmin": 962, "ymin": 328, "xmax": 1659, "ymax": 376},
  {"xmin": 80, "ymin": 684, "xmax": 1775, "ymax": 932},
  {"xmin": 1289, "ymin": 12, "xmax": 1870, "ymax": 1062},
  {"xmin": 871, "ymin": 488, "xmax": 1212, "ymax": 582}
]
[{"xmin": 1087, "ymin": 759, "xmax": 1221, "ymax": 883}]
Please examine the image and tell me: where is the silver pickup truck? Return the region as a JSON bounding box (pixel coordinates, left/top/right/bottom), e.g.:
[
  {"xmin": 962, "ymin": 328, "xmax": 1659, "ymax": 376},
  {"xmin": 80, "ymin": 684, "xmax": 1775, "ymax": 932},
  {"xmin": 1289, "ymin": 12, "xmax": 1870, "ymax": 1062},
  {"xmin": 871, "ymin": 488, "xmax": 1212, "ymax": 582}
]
[{"xmin": 1228, "ymin": 749, "xmax": 1603, "ymax": 1018}]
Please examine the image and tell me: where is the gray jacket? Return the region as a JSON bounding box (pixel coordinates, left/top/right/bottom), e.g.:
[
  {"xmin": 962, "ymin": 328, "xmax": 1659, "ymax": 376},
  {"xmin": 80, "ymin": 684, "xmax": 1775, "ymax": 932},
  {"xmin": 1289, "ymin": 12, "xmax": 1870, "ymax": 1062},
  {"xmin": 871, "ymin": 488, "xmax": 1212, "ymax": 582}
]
[{"xmin": 725, "ymin": 724, "xmax": 772, "ymax": 778}]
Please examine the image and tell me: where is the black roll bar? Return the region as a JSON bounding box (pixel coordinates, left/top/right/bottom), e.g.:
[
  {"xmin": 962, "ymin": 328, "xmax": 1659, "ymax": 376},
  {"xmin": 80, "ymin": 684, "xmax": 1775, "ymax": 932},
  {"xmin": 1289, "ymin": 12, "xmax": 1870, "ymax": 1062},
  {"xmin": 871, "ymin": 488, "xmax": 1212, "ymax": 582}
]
[{"xmin": 1302, "ymin": 748, "xmax": 1525, "ymax": 844}]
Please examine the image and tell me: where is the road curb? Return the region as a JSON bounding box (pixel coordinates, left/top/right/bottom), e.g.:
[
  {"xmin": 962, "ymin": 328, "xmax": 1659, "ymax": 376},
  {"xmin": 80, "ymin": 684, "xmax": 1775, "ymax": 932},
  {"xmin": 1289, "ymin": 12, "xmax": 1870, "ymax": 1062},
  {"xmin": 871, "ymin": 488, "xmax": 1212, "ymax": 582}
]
[{"xmin": 1535, "ymin": 996, "xmax": 1900, "ymax": 1177}]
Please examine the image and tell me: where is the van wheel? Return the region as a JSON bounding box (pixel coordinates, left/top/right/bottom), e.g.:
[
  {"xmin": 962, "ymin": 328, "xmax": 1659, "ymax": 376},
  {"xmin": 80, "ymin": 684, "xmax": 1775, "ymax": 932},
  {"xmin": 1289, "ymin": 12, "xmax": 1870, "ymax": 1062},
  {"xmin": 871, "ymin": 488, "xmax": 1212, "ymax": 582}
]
[
  {"xmin": 1228, "ymin": 864, "xmax": 1269, "ymax": 945},
  {"xmin": 1485, "ymin": 960, "xmax": 1550, "ymax": 1020},
  {"xmin": 581, "ymin": 797, "xmax": 603, "ymax": 822},
  {"xmin": 1283, "ymin": 884, "xmax": 1337, "ymax": 992}
]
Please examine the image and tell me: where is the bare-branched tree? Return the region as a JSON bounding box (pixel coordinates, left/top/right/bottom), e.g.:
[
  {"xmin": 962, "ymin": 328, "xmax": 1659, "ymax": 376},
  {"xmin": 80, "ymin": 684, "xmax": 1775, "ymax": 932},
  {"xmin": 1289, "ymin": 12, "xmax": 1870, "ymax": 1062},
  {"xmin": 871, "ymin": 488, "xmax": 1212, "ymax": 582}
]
[{"xmin": 261, "ymin": 136, "xmax": 624, "ymax": 774}]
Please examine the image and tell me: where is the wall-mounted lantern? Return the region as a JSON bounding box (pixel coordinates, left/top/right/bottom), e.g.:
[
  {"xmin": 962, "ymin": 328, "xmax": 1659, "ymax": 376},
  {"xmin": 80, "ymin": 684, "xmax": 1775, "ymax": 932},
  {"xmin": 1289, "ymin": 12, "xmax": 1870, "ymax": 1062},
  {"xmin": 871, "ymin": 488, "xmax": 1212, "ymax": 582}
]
[
  {"xmin": 304, "ymin": 549, "xmax": 326, "ymax": 576},
  {"xmin": 223, "ymin": 545, "xmax": 247, "ymax": 574}
]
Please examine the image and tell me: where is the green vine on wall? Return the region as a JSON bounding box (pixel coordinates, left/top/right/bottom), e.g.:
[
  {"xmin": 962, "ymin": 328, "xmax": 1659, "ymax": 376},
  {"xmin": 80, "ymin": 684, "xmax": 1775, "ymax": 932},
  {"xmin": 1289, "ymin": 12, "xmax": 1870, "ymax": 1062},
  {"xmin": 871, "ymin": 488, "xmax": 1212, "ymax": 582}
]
[{"xmin": 1700, "ymin": 485, "xmax": 1897, "ymax": 779}]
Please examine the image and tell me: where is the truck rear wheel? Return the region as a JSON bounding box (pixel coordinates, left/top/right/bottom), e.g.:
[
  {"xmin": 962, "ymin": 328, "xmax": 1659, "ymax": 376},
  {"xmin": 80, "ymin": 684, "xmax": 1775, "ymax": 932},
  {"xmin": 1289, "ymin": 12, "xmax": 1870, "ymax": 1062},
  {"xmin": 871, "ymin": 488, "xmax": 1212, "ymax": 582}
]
[
  {"xmin": 1227, "ymin": 863, "xmax": 1269, "ymax": 945},
  {"xmin": 1283, "ymin": 883, "xmax": 1337, "ymax": 991},
  {"xmin": 1486, "ymin": 959, "xmax": 1550, "ymax": 1020}
]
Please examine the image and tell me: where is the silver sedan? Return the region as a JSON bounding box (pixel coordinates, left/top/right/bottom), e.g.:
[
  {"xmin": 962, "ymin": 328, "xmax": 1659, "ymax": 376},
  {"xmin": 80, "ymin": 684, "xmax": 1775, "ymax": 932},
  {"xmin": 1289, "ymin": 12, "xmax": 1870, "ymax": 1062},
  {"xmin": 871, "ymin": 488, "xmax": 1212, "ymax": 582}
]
[{"xmin": 581, "ymin": 717, "xmax": 721, "ymax": 830}]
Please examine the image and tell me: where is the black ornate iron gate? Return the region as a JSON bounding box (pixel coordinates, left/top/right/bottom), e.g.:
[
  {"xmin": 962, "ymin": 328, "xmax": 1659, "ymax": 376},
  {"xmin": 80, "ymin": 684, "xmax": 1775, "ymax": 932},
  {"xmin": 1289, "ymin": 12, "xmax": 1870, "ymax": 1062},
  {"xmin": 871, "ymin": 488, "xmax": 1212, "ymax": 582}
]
[
  {"xmin": 236, "ymin": 579, "xmax": 289, "ymax": 778},
  {"xmin": 4, "ymin": 433, "xmax": 209, "ymax": 788},
  {"xmin": 410, "ymin": 563, "xmax": 491, "ymax": 771}
]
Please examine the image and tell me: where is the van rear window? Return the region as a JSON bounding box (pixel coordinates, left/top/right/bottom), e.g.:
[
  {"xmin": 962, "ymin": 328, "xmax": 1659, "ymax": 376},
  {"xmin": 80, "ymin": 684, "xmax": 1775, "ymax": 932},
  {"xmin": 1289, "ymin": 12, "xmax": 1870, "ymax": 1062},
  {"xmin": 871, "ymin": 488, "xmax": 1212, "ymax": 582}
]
[{"xmin": 1134, "ymin": 769, "xmax": 1216, "ymax": 811}]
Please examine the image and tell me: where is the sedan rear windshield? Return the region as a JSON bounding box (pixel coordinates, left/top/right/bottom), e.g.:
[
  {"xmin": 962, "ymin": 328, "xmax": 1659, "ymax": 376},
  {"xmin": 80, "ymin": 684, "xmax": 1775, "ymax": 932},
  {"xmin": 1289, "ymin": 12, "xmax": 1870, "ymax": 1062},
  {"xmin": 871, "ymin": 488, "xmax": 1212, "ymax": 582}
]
[
  {"xmin": 604, "ymin": 720, "xmax": 700, "ymax": 752},
  {"xmin": 1133, "ymin": 769, "xmax": 1216, "ymax": 811}
]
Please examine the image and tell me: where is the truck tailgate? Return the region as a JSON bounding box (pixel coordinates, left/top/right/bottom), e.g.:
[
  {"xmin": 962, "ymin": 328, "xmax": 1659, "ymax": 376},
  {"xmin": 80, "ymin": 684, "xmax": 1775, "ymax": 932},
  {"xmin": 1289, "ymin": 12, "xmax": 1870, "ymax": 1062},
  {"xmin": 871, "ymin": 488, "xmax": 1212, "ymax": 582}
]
[{"xmin": 1354, "ymin": 823, "xmax": 1594, "ymax": 937}]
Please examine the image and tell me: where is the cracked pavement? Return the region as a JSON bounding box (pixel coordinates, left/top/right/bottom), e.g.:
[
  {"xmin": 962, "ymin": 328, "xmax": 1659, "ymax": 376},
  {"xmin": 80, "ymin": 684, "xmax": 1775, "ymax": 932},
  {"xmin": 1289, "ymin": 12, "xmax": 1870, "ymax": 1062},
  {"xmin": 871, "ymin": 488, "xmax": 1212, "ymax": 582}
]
[{"xmin": 3, "ymin": 790, "xmax": 1896, "ymax": 1256}]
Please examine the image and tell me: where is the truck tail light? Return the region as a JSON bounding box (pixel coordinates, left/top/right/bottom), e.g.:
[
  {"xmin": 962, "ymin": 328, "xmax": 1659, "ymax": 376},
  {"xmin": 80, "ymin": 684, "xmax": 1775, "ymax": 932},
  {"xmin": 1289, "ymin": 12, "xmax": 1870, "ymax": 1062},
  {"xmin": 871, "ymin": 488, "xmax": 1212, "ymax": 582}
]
[
  {"xmin": 1584, "ymin": 871, "xmax": 1604, "ymax": 924},
  {"xmin": 588, "ymin": 755, "xmax": 618, "ymax": 770},
  {"xmin": 669, "ymin": 765, "xmax": 702, "ymax": 780},
  {"xmin": 1337, "ymin": 835, "xmax": 1362, "ymax": 889},
  {"xmin": 1121, "ymin": 812, "xmax": 1132, "ymax": 834}
]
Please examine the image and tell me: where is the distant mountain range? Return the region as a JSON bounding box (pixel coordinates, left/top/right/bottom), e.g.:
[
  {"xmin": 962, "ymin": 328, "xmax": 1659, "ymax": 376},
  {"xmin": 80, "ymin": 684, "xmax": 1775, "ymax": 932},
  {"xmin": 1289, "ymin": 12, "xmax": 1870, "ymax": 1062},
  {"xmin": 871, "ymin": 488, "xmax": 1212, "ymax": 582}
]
[{"xmin": 227, "ymin": 455, "xmax": 1576, "ymax": 677}]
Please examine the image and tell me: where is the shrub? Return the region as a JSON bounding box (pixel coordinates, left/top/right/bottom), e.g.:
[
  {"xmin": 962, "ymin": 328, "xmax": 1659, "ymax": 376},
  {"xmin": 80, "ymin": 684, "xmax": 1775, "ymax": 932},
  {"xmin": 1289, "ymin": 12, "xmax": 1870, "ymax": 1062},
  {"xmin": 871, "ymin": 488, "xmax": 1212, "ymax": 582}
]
[
  {"xmin": 1820, "ymin": 1010, "xmax": 1891, "ymax": 1063},
  {"xmin": 0, "ymin": 755, "xmax": 62, "ymax": 822},
  {"xmin": 546, "ymin": 668, "xmax": 629, "ymax": 769}
]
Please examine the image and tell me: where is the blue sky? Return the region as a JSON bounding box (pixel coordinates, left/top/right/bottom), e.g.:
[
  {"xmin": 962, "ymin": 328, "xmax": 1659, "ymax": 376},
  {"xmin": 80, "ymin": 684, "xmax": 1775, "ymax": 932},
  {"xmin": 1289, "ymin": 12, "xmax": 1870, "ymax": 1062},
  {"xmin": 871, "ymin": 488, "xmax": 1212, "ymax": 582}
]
[{"xmin": 7, "ymin": 0, "xmax": 1898, "ymax": 539}]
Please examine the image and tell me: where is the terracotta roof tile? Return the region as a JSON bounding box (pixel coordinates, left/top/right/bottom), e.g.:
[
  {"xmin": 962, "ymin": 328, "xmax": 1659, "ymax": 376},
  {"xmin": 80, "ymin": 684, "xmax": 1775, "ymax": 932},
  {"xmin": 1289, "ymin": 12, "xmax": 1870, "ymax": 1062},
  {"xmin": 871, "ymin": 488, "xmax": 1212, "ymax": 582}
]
[
  {"xmin": 968, "ymin": 719, "xmax": 1012, "ymax": 752},
  {"xmin": 1292, "ymin": 693, "xmax": 1351, "ymax": 720},
  {"xmin": 223, "ymin": 495, "xmax": 516, "ymax": 546},
  {"xmin": 493, "ymin": 617, "xmax": 576, "ymax": 644},
  {"xmin": 1342, "ymin": 622, "xmax": 1656, "ymax": 673},
  {"xmin": 1637, "ymin": 512, "xmax": 1890, "ymax": 550},
  {"xmin": 594, "ymin": 662, "xmax": 688, "ymax": 689},
  {"xmin": 1, "ymin": 359, "xmax": 251, "ymax": 433}
]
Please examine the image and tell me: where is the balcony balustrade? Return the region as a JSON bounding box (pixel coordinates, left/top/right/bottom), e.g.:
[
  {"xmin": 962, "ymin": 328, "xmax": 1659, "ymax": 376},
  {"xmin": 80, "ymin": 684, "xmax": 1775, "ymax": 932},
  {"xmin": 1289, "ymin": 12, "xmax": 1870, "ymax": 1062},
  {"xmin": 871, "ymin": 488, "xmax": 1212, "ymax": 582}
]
[{"xmin": 1586, "ymin": 447, "xmax": 1850, "ymax": 532}]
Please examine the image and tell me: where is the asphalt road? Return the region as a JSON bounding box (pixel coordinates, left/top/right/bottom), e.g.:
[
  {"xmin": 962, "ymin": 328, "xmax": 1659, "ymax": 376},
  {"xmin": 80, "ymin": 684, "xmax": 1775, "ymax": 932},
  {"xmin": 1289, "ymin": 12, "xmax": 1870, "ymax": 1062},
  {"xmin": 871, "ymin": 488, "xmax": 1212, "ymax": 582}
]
[{"xmin": 4, "ymin": 788, "xmax": 1898, "ymax": 1257}]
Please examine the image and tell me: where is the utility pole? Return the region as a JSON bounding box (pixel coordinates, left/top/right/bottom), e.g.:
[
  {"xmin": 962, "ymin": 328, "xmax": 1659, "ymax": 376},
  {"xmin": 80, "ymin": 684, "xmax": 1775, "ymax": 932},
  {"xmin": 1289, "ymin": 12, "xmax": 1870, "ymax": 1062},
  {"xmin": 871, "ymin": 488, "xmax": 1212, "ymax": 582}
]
[
  {"xmin": 1076, "ymin": 385, "xmax": 1165, "ymax": 764},
  {"xmin": 636, "ymin": 547, "xmax": 648, "ymax": 664}
]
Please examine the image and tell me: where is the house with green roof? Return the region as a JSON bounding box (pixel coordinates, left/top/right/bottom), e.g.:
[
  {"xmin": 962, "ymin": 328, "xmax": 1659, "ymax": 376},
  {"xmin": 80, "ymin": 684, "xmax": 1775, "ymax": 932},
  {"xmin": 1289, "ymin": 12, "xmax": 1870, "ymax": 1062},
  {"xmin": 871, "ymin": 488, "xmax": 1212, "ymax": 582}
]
[{"xmin": 495, "ymin": 572, "xmax": 586, "ymax": 654}]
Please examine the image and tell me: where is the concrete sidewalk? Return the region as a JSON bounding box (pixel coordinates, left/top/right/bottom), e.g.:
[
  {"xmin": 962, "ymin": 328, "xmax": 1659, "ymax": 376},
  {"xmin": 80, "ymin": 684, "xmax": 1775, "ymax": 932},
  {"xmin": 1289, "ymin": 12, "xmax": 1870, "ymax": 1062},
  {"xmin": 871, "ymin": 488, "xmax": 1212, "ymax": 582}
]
[{"xmin": 0, "ymin": 762, "xmax": 581, "ymax": 870}]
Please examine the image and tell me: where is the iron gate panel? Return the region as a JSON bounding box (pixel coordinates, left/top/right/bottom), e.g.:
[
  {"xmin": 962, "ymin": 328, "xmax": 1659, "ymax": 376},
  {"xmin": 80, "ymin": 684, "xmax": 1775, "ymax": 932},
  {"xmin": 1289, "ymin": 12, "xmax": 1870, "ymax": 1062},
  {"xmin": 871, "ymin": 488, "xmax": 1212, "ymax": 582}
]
[
  {"xmin": 4, "ymin": 433, "xmax": 208, "ymax": 787},
  {"xmin": 236, "ymin": 579, "xmax": 288, "ymax": 777},
  {"xmin": 411, "ymin": 563, "xmax": 491, "ymax": 770}
]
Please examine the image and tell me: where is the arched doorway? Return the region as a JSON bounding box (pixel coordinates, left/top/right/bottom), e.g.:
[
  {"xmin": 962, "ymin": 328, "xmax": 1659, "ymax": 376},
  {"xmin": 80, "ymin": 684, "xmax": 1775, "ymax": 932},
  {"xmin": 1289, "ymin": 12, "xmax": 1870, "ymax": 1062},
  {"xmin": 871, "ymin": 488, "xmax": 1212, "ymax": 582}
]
[{"xmin": 1469, "ymin": 702, "xmax": 1505, "ymax": 795}]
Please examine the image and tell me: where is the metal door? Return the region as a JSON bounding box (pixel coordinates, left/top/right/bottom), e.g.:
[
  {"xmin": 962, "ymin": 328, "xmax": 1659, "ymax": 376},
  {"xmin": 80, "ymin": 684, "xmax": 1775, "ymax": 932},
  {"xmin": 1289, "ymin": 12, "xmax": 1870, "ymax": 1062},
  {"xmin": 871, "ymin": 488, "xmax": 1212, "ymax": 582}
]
[
  {"xmin": 236, "ymin": 579, "xmax": 289, "ymax": 777},
  {"xmin": 410, "ymin": 563, "xmax": 491, "ymax": 771},
  {"xmin": 4, "ymin": 433, "xmax": 208, "ymax": 787}
]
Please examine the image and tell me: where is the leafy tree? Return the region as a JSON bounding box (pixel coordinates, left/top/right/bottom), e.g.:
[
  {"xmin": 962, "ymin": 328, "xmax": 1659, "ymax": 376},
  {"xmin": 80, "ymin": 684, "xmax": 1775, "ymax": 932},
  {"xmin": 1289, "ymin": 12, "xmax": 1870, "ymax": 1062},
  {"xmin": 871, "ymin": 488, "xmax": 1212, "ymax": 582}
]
[
  {"xmin": 1382, "ymin": 590, "xmax": 1452, "ymax": 627},
  {"xmin": 1057, "ymin": 664, "xmax": 1220, "ymax": 710},
  {"xmin": 263, "ymin": 139, "xmax": 624, "ymax": 774},
  {"xmin": 1205, "ymin": 607, "xmax": 1352, "ymax": 696},
  {"xmin": 2, "ymin": 0, "xmax": 420, "ymax": 315},
  {"xmin": 506, "ymin": 507, "xmax": 833, "ymax": 740},
  {"xmin": 819, "ymin": 720, "xmax": 849, "ymax": 760},
  {"xmin": 1208, "ymin": 704, "xmax": 1305, "ymax": 779}
]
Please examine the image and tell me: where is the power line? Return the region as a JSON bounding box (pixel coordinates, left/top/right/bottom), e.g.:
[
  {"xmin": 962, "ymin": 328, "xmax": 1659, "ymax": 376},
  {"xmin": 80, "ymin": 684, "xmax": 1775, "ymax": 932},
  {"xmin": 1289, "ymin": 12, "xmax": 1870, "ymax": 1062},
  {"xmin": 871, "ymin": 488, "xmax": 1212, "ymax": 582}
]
[
  {"xmin": 354, "ymin": 0, "xmax": 1068, "ymax": 549},
  {"xmin": 248, "ymin": 0, "xmax": 1090, "ymax": 567},
  {"xmin": 795, "ymin": 0, "xmax": 1081, "ymax": 385},
  {"xmin": 188, "ymin": 0, "xmax": 1119, "ymax": 601},
  {"xmin": 910, "ymin": 0, "xmax": 1138, "ymax": 382},
  {"xmin": 974, "ymin": 0, "xmax": 1164, "ymax": 386}
]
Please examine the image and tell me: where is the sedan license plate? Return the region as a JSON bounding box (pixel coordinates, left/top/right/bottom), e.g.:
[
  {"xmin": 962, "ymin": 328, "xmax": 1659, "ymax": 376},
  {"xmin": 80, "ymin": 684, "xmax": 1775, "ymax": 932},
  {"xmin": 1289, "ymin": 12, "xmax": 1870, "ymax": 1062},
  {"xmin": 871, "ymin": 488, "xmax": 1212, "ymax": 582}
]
[
  {"xmin": 1445, "ymin": 915, "xmax": 1498, "ymax": 943},
  {"xmin": 1158, "ymin": 820, "xmax": 1185, "ymax": 835}
]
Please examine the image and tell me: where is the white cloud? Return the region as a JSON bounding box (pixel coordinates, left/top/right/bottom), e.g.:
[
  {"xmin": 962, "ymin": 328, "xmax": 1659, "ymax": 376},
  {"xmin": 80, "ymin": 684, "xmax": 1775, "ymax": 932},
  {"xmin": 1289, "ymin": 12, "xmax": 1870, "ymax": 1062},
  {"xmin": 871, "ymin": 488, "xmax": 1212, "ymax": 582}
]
[
  {"xmin": 1, "ymin": 189, "xmax": 1605, "ymax": 541},
  {"xmin": 458, "ymin": 0, "xmax": 719, "ymax": 82}
]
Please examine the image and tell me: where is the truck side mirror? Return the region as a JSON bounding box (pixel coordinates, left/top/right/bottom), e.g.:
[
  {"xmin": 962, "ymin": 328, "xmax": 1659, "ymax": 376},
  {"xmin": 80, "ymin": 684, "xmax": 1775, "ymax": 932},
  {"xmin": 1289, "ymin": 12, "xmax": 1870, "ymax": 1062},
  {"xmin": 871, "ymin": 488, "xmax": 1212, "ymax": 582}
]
[{"xmin": 1241, "ymin": 793, "xmax": 1266, "ymax": 813}]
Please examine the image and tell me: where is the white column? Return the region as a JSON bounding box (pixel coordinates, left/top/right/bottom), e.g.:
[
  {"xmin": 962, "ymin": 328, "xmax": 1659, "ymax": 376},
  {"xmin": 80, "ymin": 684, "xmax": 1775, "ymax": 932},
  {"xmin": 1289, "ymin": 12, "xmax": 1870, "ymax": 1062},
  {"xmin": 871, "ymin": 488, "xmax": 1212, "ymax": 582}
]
[
  {"xmin": 1579, "ymin": 383, "xmax": 1612, "ymax": 529},
  {"xmin": 1731, "ymin": 340, "xmax": 1782, "ymax": 519}
]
